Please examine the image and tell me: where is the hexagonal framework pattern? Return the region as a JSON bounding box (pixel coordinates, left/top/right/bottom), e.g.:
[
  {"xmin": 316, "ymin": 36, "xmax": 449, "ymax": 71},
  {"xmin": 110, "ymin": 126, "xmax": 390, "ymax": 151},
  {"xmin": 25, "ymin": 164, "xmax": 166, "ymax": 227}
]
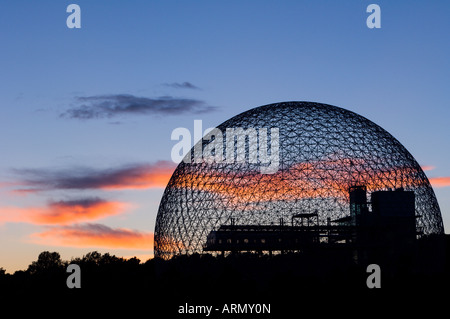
[{"xmin": 155, "ymin": 102, "xmax": 444, "ymax": 259}]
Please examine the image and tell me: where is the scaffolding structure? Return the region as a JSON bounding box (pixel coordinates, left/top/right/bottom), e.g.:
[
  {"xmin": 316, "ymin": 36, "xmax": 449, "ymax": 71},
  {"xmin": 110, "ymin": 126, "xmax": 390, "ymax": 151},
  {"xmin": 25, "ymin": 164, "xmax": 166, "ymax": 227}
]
[{"xmin": 202, "ymin": 186, "xmax": 419, "ymax": 259}]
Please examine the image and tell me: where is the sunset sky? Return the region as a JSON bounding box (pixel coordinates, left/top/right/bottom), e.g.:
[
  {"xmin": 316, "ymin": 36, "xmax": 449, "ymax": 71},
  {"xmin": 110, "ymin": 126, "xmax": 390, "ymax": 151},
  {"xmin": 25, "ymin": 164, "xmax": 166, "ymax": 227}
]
[{"xmin": 0, "ymin": 1, "xmax": 449, "ymax": 273}]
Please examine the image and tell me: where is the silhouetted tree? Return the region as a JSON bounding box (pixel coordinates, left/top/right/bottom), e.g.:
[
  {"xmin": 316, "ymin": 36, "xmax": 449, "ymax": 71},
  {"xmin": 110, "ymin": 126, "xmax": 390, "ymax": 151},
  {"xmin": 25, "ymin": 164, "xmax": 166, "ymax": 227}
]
[
  {"xmin": 126, "ymin": 256, "xmax": 141, "ymax": 266},
  {"xmin": 27, "ymin": 251, "xmax": 65, "ymax": 275},
  {"xmin": 82, "ymin": 251, "xmax": 103, "ymax": 265},
  {"xmin": 99, "ymin": 252, "xmax": 123, "ymax": 265}
]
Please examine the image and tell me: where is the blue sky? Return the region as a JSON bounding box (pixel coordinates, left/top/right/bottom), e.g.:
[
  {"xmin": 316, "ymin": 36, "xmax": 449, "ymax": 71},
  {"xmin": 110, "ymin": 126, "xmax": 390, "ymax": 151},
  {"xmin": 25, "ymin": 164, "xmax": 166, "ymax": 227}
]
[{"xmin": 0, "ymin": 0, "xmax": 449, "ymax": 272}]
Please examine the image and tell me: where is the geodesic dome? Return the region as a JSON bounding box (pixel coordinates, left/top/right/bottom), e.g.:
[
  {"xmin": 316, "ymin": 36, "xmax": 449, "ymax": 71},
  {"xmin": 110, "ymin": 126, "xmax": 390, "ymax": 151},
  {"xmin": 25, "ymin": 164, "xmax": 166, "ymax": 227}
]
[{"xmin": 154, "ymin": 102, "xmax": 443, "ymax": 259}]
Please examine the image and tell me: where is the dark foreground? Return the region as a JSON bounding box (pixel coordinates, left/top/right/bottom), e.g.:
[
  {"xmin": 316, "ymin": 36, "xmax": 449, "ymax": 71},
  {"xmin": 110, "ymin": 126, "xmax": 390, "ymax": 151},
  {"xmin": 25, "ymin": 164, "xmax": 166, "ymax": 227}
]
[{"xmin": 1, "ymin": 236, "xmax": 450, "ymax": 316}]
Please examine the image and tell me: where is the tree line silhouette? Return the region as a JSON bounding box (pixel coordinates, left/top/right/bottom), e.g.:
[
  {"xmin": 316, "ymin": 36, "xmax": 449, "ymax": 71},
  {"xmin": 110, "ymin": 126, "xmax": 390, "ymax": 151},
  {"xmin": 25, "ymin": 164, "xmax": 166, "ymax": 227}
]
[
  {"xmin": 1, "ymin": 235, "xmax": 450, "ymax": 314},
  {"xmin": 0, "ymin": 251, "xmax": 151, "ymax": 297}
]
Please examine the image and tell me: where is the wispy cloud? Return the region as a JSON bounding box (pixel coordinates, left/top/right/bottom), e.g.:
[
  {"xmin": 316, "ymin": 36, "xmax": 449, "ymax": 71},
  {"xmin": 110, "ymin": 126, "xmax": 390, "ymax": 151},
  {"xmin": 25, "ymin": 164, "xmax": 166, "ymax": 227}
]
[
  {"xmin": 0, "ymin": 198, "xmax": 129, "ymax": 225},
  {"xmin": 421, "ymin": 165, "xmax": 436, "ymax": 172},
  {"xmin": 420, "ymin": 166, "xmax": 450, "ymax": 188},
  {"xmin": 429, "ymin": 176, "xmax": 450, "ymax": 188},
  {"xmin": 162, "ymin": 82, "xmax": 200, "ymax": 90},
  {"xmin": 60, "ymin": 94, "xmax": 215, "ymax": 119},
  {"xmin": 169, "ymin": 159, "xmax": 450, "ymax": 208},
  {"xmin": 12, "ymin": 161, "xmax": 176, "ymax": 194},
  {"xmin": 30, "ymin": 223, "xmax": 153, "ymax": 250}
]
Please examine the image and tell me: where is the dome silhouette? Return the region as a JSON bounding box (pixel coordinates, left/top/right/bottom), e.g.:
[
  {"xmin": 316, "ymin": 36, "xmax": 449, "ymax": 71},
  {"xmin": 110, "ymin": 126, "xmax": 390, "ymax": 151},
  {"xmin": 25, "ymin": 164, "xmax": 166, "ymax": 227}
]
[{"xmin": 154, "ymin": 102, "xmax": 443, "ymax": 259}]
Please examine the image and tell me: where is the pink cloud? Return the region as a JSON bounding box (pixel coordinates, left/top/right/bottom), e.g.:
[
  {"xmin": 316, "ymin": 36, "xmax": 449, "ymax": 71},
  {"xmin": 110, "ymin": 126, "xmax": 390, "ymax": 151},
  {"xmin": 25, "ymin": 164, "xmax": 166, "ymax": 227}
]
[
  {"xmin": 429, "ymin": 176, "xmax": 450, "ymax": 188},
  {"xmin": 421, "ymin": 165, "xmax": 436, "ymax": 172},
  {"xmin": 30, "ymin": 223, "xmax": 153, "ymax": 250},
  {"xmin": 0, "ymin": 198, "xmax": 129, "ymax": 225}
]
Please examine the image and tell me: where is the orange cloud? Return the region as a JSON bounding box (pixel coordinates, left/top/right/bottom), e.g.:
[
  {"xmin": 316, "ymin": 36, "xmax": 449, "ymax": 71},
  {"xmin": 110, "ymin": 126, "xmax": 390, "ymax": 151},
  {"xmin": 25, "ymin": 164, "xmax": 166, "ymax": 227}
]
[
  {"xmin": 30, "ymin": 224, "xmax": 153, "ymax": 250},
  {"xmin": 171, "ymin": 158, "xmax": 430, "ymax": 207},
  {"xmin": 429, "ymin": 177, "xmax": 450, "ymax": 188},
  {"xmin": 0, "ymin": 198, "xmax": 129, "ymax": 225}
]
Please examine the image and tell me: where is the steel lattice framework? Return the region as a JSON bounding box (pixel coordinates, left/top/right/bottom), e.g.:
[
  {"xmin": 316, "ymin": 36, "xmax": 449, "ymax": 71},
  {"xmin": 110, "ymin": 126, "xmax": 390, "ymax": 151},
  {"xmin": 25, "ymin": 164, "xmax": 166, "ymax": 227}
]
[{"xmin": 155, "ymin": 102, "xmax": 444, "ymax": 259}]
